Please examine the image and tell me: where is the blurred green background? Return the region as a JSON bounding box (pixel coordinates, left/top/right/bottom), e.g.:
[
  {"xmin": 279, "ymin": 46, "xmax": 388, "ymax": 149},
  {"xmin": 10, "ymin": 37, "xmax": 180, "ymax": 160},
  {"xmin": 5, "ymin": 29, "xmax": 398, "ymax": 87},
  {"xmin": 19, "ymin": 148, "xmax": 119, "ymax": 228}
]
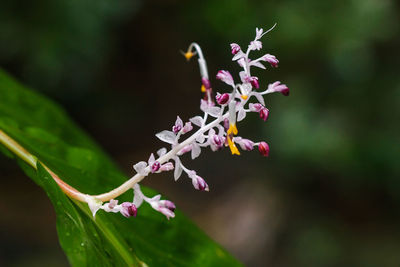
[{"xmin": 1, "ymin": 0, "xmax": 399, "ymax": 266}]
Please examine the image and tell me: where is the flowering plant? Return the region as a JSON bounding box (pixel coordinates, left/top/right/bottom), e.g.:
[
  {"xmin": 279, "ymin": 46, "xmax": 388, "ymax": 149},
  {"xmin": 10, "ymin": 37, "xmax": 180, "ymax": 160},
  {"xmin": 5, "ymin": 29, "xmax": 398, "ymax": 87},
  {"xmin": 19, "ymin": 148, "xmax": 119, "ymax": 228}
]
[{"xmin": 15, "ymin": 25, "xmax": 288, "ymax": 220}]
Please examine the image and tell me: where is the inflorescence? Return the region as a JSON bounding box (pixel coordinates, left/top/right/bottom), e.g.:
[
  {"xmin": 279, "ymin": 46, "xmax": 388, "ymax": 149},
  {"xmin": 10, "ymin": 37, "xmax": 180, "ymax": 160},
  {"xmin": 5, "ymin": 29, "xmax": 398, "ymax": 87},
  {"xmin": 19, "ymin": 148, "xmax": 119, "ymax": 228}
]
[{"xmin": 87, "ymin": 25, "xmax": 289, "ymax": 220}]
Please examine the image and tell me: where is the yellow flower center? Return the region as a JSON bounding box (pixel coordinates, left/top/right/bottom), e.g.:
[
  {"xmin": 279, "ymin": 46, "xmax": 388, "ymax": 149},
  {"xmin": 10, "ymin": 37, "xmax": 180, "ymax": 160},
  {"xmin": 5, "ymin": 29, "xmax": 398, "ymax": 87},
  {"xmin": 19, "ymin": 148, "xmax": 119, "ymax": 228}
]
[
  {"xmin": 184, "ymin": 51, "xmax": 194, "ymax": 61},
  {"xmin": 227, "ymin": 124, "xmax": 238, "ymax": 136},
  {"xmin": 227, "ymin": 136, "xmax": 240, "ymax": 155}
]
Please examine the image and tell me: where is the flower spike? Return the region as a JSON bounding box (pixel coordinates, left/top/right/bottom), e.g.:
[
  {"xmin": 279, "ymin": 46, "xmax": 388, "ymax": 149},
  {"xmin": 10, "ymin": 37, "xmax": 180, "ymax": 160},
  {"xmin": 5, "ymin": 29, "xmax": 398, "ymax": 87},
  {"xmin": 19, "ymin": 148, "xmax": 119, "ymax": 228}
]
[{"xmin": 83, "ymin": 26, "xmax": 289, "ymax": 220}]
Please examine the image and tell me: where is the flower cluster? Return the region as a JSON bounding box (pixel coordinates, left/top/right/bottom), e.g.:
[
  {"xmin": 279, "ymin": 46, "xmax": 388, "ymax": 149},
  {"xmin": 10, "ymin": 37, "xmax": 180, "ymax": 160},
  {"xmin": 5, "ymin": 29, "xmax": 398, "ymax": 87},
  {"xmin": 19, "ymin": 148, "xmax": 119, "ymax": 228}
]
[{"xmin": 87, "ymin": 26, "xmax": 289, "ymax": 220}]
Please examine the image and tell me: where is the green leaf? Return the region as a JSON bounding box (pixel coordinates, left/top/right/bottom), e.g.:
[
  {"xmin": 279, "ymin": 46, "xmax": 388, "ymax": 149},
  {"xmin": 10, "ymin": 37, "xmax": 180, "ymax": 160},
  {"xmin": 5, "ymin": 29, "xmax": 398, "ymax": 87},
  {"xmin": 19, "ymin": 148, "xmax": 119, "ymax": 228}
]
[{"xmin": 0, "ymin": 69, "xmax": 241, "ymax": 266}]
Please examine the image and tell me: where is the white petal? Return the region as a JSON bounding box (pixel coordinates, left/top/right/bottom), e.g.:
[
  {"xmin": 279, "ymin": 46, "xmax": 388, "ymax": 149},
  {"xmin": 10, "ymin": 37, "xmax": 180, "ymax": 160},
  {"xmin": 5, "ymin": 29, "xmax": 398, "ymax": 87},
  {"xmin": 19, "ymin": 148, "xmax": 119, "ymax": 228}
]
[
  {"xmin": 157, "ymin": 147, "xmax": 167, "ymax": 157},
  {"xmin": 190, "ymin": 116, "xmax": 203, "ymax": 127},
  {"xmin": 196, "ymin": 134, "xmax": 206, "ymax": 143},
  {"xmin": 133, "ymin": 161, "xmax": 148, "ymax": 176},
  {"xmin": 239, "ymin": 71, "xmax": 248, "ymax": 83},
  {"xmin": 250, "ymin": 61, "xmax": 266, "ymax": 69},
  {"xmin": 148, "ymin": 153, "xmax": 155, "ymax": 165},
  {"xmin": 87, "ymin": 197, "xmax": 102, "ymax": 218},
  {"xmin": 237, "ymin": 108, "xmax": 246, "ymax": 122},
  {"xmin": 150, "ymin": 194, "xmax": 161, "ymax": 203},
  {"xmin": 155, "ymin": 130, "xmax": 176, "ymax": 144},
  {"xmin": 133, "ymin": 194, "xmax": 144, "ymax": 208},
  {"xmin": 208, "ymin": 128, "xmax": 216, "ymax": 137},
  {"xmin": 207, "ymin": 106, "xmax": 221, "ymax": 117},
  {"xmin": 232, "ymin": 51, "xmax": 245, "ymax": 61},
  {"xmin": 175, "ymin": 116, "xmax": 183, "ymax": 127},
  {"xmin": 238, "ymin": 58, "xmax": 246, "ymax": 67},
  {"xmin": 253, "ymin": 92, "xmax": 266, "ymax": 106},
  {"xmin": 191, "ymin": 143, "xmax": 201, "ymax": 159},
  {"xmin": 200, "ymin": 99, "xmax": 208, "ymax": 112},
  {"xmin": 174, "ymin": 157, "xmax": 183, "ymax": 181}
]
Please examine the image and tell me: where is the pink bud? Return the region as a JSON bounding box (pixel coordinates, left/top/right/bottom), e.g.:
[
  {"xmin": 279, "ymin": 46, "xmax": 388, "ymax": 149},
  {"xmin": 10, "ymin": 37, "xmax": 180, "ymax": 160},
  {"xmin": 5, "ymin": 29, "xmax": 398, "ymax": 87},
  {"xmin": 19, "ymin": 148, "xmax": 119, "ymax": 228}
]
[
  {"xmin": 159, "ymin": 200, "xmax": 176, "ymax": 211},
  {"xmin": 259, "ymin": 108, "xmax": 269, "ymax": 121},
  {"xmin": 258, "ymin": 142, "xmax": 270, "ymax": 157},
  {"xmin": 281, "ymin": 87, "xmax": 289, "ymax": 96},
  {"xmin": 177, "ymin": 144, "xmax": 192, "ymax": 155},
  {"xmin": 216, "ymin": 93, "xmax": 230, "ymax": 105},
  {"xmin": 158, "ymin": 207, "xmax": 175, "ymax": 220},
  {"xmin": 230, "ymin": 43, "xmax": 241, "ymax": 55},
  {"xmin": 249, "ymin": 103, "xmax": 264, "ymax": 112},
  {"xmin": 223, "ymin": 118, "xmax": 230, "ymax": 131},
  {"xmin": 182, "ymin": 122, "xmax": 193, "ymax": 133},
  {"xmin": 151, "ymin": 161, "xmax": 161, "ymax": 173},
  {"xmin": 262, "ymin": 54, "xmax": 279, "ymax": 68},
  {"xmin": 120, "ymin": 202, "xmax": 137, "ymax": 218},
  {"xmin": 249, "ymin": 76, "xmax": 259, "ymax": 89},
  {"xmin": 202, "ymin": 77, "xmax": 211, "ymax": 90},
  {"xmin": 192, "ymin": 175, "xmax": 209, "ymax": 191},
  {"xmin": 267, "ymin": 81, "xmax": 289, "ymax": 96},
  {"xmin": 212, "ymin": 135, "xmax": 224, "ymax": 150},
  {"xmin": 172, "ymin": 116, "xmax": 183, "ymax": 133},
  {"xmin": 160, "ymin": 162, "xmax": 174, "ymax": 172},
  {"xmin": 236, "ymin": 138, "xmax": 254, "ymax": 151}
]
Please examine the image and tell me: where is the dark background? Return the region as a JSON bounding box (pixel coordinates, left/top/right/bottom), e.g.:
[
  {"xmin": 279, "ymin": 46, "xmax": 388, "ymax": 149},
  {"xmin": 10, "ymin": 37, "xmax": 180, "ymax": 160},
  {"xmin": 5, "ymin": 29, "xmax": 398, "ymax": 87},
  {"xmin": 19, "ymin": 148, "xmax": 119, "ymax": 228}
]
[{"xmin": 1, "ymin": 0, "xmax": 400, "ymax": 266}]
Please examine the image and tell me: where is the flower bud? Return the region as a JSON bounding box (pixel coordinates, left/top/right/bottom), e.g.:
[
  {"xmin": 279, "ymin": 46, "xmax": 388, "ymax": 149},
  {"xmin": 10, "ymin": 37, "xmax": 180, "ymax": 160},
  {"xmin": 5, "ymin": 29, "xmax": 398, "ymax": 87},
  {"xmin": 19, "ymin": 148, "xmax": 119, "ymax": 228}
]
[
  {"xmin": 262, "ymin": 54, "xmax": 279, "ymax": 68},
  {"xmin": 235, "ymin": 137, "xmax": 254, "ymax": 151},
  {"xmin": 258, "ymin": 142, "xmax": 270, "ymax": 157},
  {"xmin": 213, "ymin": 135, "xmax": 224, "ymax": 148},
  {"xmin": 259, "ymin": 108, "xmax": 269, "ymax": 121},
  {"xmin": 202, "ymin": 77, "xmax": 211, "ymax": 90},
  {"xmin": 151, "ymin": 161, "xmax": 161, "ymax": 173},
  {"xmin": 159, "ymin": 200, "xmax": 176, "ymax": 211},
  {"xmin": 177, "ymin": 144, "xmax": 192, "ymax": 156},
  {"xmin": 160, "ymin": 162, "xmax": 174, "ymax": 171},
  {"xmin": 216, "ymin": 93, "xmax": 230, "ymax": 105},
  {"xmin": 108, "ymin": 199, "xmax": 118, "ymax": 209},
  {"xmin": 267, "ymin": 81, "xmax": 289, "ymax": 96},
  {"xmin": 223, "ymin": 118, "xmax": 230, "ymax": 131},
  {"xmin": 192, "ymin": 175, "xmax": 209, "ymax": 191},
  {"xmin": 182, "ymin": 122, "xmax": 193, "ymax": 134},
  {"xmin": 249, "ymin": 103, "xmax": 264, "ymax": 112},
  {"xmin": 120, "ymin": 202, "xmax": 137, "ymax": 218},
  {"xmin": 230, "ymin": 43, "xmax": 241, "ymax": 55},
  {"xmin": 172, "ymin": 116, "xmax": 183, "ymax": 133},
  {"xmin": 249, "ymin": 76, "xmax": 259, "ymax": 89}
]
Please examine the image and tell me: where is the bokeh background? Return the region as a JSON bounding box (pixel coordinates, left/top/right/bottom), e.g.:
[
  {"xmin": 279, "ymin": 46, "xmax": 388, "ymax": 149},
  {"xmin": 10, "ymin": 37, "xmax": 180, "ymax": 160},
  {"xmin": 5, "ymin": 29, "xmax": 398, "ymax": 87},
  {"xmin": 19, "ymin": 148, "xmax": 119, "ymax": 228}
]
[{"xmin": 1, "ymin": 0, "xmax": 399, "ymax": 266}]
